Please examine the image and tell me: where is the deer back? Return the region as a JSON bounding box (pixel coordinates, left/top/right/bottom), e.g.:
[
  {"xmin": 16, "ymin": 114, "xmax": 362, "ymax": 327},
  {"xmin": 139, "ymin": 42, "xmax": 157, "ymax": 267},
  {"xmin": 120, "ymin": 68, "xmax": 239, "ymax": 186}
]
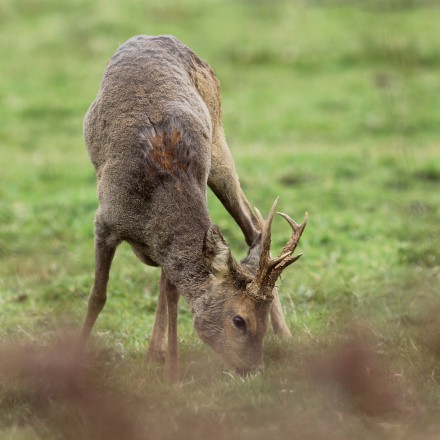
[{"xmin": 83, "ymin": 35, "xmax": 224, "ymax": 271}]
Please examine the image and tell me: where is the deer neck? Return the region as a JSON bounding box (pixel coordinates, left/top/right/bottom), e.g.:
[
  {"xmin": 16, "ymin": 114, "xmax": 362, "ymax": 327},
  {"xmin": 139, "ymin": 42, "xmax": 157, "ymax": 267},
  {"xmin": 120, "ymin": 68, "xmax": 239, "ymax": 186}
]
[{"xmin": 158, "ymin": 217, "xmax": 213, "ymax": 309}]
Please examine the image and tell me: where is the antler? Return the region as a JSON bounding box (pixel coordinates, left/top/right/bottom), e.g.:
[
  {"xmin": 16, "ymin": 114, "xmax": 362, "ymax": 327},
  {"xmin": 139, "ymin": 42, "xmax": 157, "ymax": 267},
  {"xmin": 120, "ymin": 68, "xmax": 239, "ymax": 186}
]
[{"xmin": 246, "ymin": 198, "xmax": 308, "ymax": 302}]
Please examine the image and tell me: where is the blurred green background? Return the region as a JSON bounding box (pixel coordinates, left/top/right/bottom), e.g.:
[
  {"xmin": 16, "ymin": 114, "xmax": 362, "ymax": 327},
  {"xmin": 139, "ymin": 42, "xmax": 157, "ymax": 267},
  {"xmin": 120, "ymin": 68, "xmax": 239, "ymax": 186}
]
[
  {"xmin": 1, "ymin": 0, "xmax": 439, "ymax": 341},
  {"xmin": 1, "ymin": 0, "xmax": 440, "ymax": 438}
]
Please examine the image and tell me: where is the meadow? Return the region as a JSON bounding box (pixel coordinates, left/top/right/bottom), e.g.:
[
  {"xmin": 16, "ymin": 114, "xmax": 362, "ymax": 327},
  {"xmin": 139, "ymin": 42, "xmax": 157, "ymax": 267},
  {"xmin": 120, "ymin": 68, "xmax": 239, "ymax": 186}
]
[{"xmin": 1, "ymin": 0, "xmax": 440, "ymax": 438}]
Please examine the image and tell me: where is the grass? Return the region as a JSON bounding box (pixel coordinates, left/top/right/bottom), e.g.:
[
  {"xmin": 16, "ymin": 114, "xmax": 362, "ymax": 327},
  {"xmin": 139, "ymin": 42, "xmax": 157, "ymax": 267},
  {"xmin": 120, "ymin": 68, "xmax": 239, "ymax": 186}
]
[{"xmin": 1, "ymin": 0, "xmax": 439, "ymax": 438}]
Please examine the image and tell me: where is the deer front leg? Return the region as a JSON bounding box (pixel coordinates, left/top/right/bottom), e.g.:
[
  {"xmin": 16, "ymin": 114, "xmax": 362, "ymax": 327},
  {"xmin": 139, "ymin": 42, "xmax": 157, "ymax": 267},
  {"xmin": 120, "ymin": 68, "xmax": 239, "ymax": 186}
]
[
  {"xmin": 162, "ymin": 273, "xmax": 180, "ymax": 382},
  {"xmin": 270, "ymin": 287, "xmax": 292, "ymax": 338},
  {"xmin": 145, "ymin": 275, "xmax": 168, "ymax": 364},
  {"xmin": 208, "ymin": 129, "xmax": 260, "ymax": 247},
  {"xmin": 208, "ymin": 130, "xmax": 291, "ymax": 337},
  {"xmin": 78, "ymin": 227, "xmax": 117, "ymax": 349}
]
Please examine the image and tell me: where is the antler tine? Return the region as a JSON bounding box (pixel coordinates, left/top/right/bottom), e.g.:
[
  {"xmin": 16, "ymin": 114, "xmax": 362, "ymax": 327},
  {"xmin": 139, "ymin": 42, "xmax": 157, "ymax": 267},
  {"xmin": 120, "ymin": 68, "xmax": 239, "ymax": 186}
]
[
  {"xmin": 258, "ymin": 197, "xmax": 279, "ymax": 269},
  {"xmin": 274, "ymin": 252, "xmax": 303, "ymax": 271},
  {"xmin": 264, "ymin": 197, "xmax": 279, "ymax": 236},
  {"xmin": 246, "ymin": 199, "xmax": 307, "ymax": 303},
  {"xmin": 253, "ymin": 207, "xmax": 265, "ymax": 231},
  {"xmin": 277, "ymin": 211, "xmax": 308, "ymax": 257}
]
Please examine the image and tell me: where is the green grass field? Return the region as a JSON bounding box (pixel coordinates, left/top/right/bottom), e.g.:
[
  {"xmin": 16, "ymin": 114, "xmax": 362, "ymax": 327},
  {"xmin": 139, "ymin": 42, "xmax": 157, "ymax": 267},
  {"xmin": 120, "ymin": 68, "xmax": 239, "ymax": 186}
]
[{"xmin": 1, "ymin": 0, "xmax": 440, "ymax": 438}]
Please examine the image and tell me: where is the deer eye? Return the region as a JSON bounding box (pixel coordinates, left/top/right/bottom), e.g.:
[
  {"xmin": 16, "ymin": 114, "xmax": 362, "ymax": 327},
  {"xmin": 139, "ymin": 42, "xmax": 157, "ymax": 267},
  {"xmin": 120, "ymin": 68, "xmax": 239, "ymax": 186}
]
[{"xmin": 232, "ymin": 315, "xmax": 246, "ymax": 330}]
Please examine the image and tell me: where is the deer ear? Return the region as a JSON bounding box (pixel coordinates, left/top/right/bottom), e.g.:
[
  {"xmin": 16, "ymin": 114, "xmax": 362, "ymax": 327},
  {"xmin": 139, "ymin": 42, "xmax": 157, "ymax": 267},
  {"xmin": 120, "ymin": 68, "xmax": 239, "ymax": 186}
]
[
  {"xmin": 241, "ymin": 233, "xmax": 262, "ymax": 273},
  {"xmin": 203, "ymin": 225, "xmax": 231, "ymax": 278}
]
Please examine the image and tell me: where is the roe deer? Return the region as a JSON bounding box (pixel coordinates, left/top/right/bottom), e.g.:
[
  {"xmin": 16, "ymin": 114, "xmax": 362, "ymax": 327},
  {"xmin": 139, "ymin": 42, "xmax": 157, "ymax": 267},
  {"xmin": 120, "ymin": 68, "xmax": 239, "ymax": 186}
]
[{"xmin": 79, "ymin": 35, "xmax": 307, "ymax": 379}]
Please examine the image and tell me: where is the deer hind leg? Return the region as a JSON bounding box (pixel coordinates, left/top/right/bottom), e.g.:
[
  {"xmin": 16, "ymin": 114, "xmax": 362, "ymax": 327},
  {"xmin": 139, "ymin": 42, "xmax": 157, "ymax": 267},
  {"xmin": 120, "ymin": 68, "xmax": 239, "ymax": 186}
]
[
  {"xmin": 161, "ymin": 272, "xmax": 180, "ymax": 382},
  {"xmin": 78, "ymin": 222, "xmax": 117, "ymax": 349},
  {"xmin": 145, "ymin": 274, "xmax": 168, "ymax": 364},
  {"xmin": 209, "ymin": 131, "xmax": 291, "ymax": 337}
]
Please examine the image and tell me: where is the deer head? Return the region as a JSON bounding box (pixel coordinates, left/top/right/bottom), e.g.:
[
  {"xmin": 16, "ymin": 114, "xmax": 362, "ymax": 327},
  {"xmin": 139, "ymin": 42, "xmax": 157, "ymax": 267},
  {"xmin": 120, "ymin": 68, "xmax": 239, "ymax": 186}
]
[{"xmin": 193, "ymin": 198, "xmax": 307, "ymax": 374}]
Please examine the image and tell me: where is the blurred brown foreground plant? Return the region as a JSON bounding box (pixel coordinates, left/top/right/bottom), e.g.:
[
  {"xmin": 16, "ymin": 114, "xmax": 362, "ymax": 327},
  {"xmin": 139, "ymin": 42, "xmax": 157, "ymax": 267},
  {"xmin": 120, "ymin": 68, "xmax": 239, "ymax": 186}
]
[{"xmin": 1, "ymin": 317, "xmax": 440, "ymax": 440}]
